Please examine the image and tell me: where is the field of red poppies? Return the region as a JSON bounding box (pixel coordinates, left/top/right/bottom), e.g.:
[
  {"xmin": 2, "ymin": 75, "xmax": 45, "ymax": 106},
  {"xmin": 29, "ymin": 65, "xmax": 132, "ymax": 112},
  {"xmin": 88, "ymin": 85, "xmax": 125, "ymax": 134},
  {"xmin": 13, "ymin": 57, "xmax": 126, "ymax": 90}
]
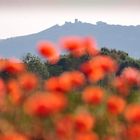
[{"xmin": 0, "ymin": 36, "xmax": 140, "ymax": 140}]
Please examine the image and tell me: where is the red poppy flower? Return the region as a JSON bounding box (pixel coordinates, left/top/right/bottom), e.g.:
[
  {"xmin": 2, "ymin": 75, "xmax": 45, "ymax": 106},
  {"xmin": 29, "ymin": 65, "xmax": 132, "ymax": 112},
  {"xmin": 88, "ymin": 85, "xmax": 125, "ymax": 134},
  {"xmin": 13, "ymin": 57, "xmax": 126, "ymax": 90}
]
[
  {"xmin": 1, "ymin": 132, "xmax": 28, "ymax": 140},
  {"xmin": 60, "ymin": 36, "xmax": 85, "ymax": 57},
  {"xmin": 113, "ymin": 77, "xmax": 130, "ymax": 96},
  {"xmin": 74, "ymin": 112, "xmax": 95, "ymax": 132},
  {"xmin": 44, "ymin": 74, "xmax": 72, "ymax": 93},
  {"xmin": 24, "ymin": 92, "xmax": 67, "ymax": 117},
  {"xmin": 82, "ymin": 87, "xmax": 104, "ymax": 105},
  {"xmin": 74, "ymin": 132, "xmax": 99, "ymax": 140},
  {"xmin": 126, "ymin": 124, "xmax": 140, "ymax": 140},
  {"xmin": 124, "ymin": 104, "xmax": 140, "ymax": 123},
  {"xmin": 56, "ymin": 115, "xmax": 74, "ymax": 140},
  {"xmin": 37, "ymin": 41, "xmax": 59, "ymax": 64},
  {"xmin": 121, "ymin": 67, "xmax": 140, "ymax": 86},
  {"xmin": 83, "ymin": 37, "xmax": 99, "ymax": 56},
  {"xmin": 107, "ymin": 95, "xmax": 126, "ymax": 115},
  {"xmin": 7, "ymin": 79, "xmax": 23, "ymax": 105},
  {"xmin": 4, "ymin": 59, "xmax": 25, "ymax": 74},
  {"xmin": 18, "ymin": 73, "xmax": 38, "ymax": 91}
]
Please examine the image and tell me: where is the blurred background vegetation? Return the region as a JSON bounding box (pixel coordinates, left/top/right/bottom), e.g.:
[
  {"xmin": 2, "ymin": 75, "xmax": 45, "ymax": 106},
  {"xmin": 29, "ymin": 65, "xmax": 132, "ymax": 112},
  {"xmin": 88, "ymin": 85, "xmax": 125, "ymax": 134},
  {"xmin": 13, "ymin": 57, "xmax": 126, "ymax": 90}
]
[{"xmin": 0, "ymin": 47, "xmax": 140, "ymax": 80}]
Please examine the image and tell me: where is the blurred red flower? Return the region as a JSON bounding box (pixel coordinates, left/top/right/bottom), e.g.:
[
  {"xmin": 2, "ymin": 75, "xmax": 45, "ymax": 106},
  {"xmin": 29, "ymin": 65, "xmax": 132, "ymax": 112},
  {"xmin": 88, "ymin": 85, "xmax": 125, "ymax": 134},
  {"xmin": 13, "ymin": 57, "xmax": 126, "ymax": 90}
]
[
  {"xmin": 4, "ymin": 59, "xmax": 25, "ymax": 74},
  {"xmin": 24, "ymin": 92, "xmax": 67, "ymax": 117},
  {"xmin": 18, "ymin": 73, "xmax": 38, "ymax": 91},
  {"xmin": 56, "ymin": 115, "xmax": 74, "ymax": 140},
  {"xmin": 81, "ymin": 55, "xmax": 117, "ymax": 83},
  {"xmin": 7, "ymin": 79, "xmax": 23, "ymax": 105},
  {"xmin": 60, "ymin": 36, "xmax": 85, "ymax": 57},
  {"xmin": 45, "ymin": 71, "xmax": 85, "ymax": 93},
  {"xmin": 121, "ymin": 67, "xmax": 140, "ymax": 86},
  {"xmin": 107, "ymin": 95, "xmax": 126, "ymax": 115},
  {"xmin": 82, "ymin": 87, "xmax": 104, "ymax": 105},
  {"xmin": 124, "ymin": 104, "xmax": 140, "ymax": 123},
  {"xmin": 74, "ymin": 111, "xmax": 95, "ymax": 132},
  {"xmin": 37, "ymin": 41, "xmax": 59, "ymax": 64},
  {"xmin": 126, "ymin": 124, "xmax": 140, "ymax": 140},
  {"xmin": 113, "ymin": 77, "xmax": 130, "ymax": 96},
  {"xmin": 83, "ymin": 37, "xmax": 99, "ymax": 56},
  {"xmin": 74, "ymin": 132, "xmax": 99, "ymax": 140},
  {"xmin": 0, "ymin": 132, "xmax": 28, "ymax": 140}
]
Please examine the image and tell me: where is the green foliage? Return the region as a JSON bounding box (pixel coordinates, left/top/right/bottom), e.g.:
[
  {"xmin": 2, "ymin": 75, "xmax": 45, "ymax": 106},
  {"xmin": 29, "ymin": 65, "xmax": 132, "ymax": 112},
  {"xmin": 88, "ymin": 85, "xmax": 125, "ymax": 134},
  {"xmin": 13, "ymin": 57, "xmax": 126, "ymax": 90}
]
[
  {"xmin": 0, "ymin": 58, "xmax": 16, "ymax": 80},
  {"xmin": 101, "ymin": 47, "xmax": 140, "ymax": 74},
  {"xmin": 0, "ymin": 70, "xmax": 11, "ymax": 80},
  {"xmin": 22, "ymin": 53, "xmax": 49, "ymax": 79},
  {"xmin": 21, "ymin": 48, "xmax": 140, "ymax": 79},
  {"xmin": 45, "ymin": 54, "xmax": 90, "ymax": 76},
  {"xmin": 47, "ymin": 64, "xmax": 63, "ymax": 76}
]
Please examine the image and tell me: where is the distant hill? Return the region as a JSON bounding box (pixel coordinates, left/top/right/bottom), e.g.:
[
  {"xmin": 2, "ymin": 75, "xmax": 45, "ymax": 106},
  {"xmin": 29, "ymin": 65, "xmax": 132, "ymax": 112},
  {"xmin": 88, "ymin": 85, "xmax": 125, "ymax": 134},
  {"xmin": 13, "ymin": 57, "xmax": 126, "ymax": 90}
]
[{"xmin": 0, "ymin": 20, "xmax": 140, "ymax": 58}]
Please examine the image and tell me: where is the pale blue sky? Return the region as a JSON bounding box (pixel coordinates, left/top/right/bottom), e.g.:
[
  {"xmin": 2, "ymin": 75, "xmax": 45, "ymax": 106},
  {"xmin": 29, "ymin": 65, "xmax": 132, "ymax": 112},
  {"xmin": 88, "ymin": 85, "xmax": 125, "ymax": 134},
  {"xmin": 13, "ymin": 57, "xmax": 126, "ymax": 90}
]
[{"xmin": 0, "ymin": 0, "xmax": 140, "ymax": 39}]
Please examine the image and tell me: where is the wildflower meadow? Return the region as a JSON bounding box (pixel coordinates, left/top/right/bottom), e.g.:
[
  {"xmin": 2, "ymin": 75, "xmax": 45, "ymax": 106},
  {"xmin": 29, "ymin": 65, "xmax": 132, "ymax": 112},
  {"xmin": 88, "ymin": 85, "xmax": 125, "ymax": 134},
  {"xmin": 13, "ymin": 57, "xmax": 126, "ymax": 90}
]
[{"xmin": 0, "ymin": 36, "xmax": 140, "ymax": 140}]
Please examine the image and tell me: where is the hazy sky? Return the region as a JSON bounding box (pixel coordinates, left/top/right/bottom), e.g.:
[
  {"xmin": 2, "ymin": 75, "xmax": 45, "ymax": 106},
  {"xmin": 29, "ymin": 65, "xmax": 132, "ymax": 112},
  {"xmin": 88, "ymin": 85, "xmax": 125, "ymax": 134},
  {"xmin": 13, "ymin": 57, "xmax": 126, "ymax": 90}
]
[{"xmin": 0, "ymin": 0, "xmax": 140, "ymax": 39}]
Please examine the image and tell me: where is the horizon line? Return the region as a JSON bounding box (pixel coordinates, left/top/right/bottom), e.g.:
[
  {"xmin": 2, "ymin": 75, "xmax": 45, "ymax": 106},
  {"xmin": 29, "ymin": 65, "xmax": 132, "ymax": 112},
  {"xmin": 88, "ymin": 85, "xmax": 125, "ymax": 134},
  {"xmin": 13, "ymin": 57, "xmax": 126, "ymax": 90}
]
[{"xmin": 1, "ymin": 20, "xmax": 140, "ymax": 40}]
